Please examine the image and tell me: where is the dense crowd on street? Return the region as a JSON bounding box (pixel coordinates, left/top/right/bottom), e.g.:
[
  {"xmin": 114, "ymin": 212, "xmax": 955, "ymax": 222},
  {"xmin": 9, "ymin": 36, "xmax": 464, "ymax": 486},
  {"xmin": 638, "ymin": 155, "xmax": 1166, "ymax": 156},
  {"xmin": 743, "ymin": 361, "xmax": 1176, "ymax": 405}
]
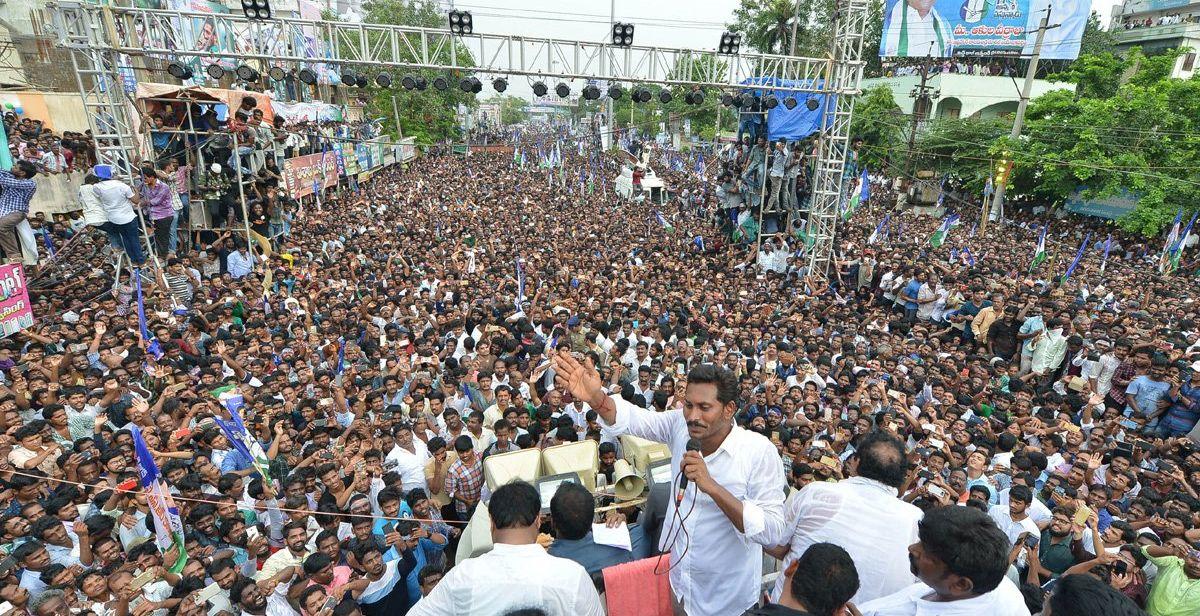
[{"xmin": 0, "ymin": 116, "xmax": 1192, "ymax": 616}]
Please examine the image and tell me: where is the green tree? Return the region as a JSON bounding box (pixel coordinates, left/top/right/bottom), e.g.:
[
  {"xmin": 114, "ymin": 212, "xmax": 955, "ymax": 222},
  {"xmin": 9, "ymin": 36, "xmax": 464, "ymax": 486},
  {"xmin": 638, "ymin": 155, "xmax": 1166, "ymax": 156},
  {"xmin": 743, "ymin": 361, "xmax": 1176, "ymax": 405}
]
[
  {"xmin": 910, "ymin": 116, "xmax": 1009, "ymax": 193},
  {"xmin": 490, "ymin": 95, "xmax": 528, "ymax": 126},
  {"xmin": 849, "ymin": 85, "xmax": 903, "ymax": 171},
  {"xmin": 728, "ymin": 0, "xmax": 838, "ymax": 57},
  {"xmin": 343, "ymin": 0, "xmax": 478, "ymax": 144},
  {"xmin": 1011, "ymin": 48, "xmax": 1200, "ymax": 236}
]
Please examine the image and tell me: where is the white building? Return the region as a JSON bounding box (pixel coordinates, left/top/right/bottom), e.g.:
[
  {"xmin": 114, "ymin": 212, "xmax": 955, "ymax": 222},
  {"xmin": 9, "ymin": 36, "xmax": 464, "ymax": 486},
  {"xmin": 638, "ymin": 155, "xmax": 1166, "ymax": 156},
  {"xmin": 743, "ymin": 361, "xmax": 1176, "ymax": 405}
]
[{"xmin": 1111, "ymin": 0, "xmax": 1200, "ymax": 78}]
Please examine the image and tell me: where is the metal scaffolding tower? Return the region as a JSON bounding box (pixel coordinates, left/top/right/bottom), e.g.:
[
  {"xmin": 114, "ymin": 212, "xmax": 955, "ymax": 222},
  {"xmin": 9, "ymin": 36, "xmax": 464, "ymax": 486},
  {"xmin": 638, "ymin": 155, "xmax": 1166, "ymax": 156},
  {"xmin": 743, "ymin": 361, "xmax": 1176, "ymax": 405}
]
[
  {"xmin": 806, "ymin": 0, "xmax": 869, "ymax": 279},
  {"xmin": 45, "ymin": 0, "xmax": 870, "ymax": 281}
]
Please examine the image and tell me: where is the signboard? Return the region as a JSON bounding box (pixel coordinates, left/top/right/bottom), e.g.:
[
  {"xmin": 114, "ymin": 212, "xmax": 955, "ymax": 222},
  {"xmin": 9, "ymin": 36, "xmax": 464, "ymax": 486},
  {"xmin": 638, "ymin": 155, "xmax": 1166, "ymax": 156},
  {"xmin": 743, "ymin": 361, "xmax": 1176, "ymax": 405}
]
[
  {"xmin": 282, "ymin": 153, "xmax": 340, "ymax": 198},
  {"xmin": 0, "ymin": 264, "xmax": 33, "ymax": 337},
  {"xmin": 341, "ymin": 142, "xmax": 359, "ymax": 176},
  {"xmin": 879, "ymin": 0, "xmax": 1091, "ymax": 60},
  {"xmin": 355, "ymin": 143, "xmax": 373, "ymax": 171},
  {"xmin": 398, "ymin": 139, "xmax": 417, "ymax": 163},
  {"xmin": 1064, "ymin": 189, "xmax": 1138, "ymax": 220}
]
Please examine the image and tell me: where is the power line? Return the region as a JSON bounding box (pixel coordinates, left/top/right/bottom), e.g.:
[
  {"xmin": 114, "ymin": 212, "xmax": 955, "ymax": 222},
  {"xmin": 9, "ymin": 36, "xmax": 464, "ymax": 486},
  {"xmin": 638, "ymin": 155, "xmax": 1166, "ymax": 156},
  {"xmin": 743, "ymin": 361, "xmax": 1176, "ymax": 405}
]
[{"xmin": 869, "ymin": 116, "xmax": 1200, "ymax": 187}]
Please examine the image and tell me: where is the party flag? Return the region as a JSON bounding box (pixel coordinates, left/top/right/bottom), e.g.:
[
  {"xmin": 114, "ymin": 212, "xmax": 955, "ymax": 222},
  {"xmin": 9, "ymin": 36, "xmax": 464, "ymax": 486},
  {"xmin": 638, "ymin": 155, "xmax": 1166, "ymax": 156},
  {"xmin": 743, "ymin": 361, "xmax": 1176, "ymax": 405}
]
[
  {"xmin": 1061, "ymin": 232, "xmax": 1091, "ymax": 284},
  {"xmin": 213, "ymin": 406, "xmax": 272, "ymax": 482},
  {"xmin": 132, "ymin": 426, "xmax": 188, "ymax": 572},
  {"xmin": 40, "ymin": 228, "xmax": 55, "ymax": 257},
  {"xmin": 654, "ymin": 210, "xmax": 674, "ymax": 233},
  {"xmin": 868, "ymin": 214, "xmax": 890, "ymax": 245},
  {"xmin": 134, "ymin": 269, "xmax": 163, "ymax": 359},
  {"xmin": 929, "ymin": 214, "xmax": 959, "ymax": 248},
  {"xmin": 1159, "ymin": 209, "xmax": 1183, "ymax": 273},
  {"xmin": 1100, "ymin": 234, "xmax": 1112, "ymax": 273},
  {"xmin": 844, "ymin": 168, "xmax": 869, "ymax": 221},
  {"xmin": 1029, "ymin": 225, "xmax": 1048, "ymax": 272}
]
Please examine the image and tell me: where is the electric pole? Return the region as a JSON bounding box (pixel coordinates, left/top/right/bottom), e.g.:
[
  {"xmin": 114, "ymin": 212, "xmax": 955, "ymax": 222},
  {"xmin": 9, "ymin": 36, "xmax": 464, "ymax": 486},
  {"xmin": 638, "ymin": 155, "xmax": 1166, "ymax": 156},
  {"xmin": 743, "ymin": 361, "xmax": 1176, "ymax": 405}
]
[
  {"xmin": 989, "ymin": 9, "xmax": 1057, "ymax": 225},
  {"xmin": 905, "ymin": 54, "xmax": 938, "ymax": 177}
]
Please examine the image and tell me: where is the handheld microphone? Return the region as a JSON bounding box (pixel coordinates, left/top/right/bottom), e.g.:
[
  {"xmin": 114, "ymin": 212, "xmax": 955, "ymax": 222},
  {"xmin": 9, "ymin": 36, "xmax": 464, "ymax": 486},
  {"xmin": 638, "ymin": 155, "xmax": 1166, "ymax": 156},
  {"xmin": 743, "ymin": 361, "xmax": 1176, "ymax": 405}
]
[{"xmin": 676, "ymin": 438, "xmax": 702, "ymax": 505}]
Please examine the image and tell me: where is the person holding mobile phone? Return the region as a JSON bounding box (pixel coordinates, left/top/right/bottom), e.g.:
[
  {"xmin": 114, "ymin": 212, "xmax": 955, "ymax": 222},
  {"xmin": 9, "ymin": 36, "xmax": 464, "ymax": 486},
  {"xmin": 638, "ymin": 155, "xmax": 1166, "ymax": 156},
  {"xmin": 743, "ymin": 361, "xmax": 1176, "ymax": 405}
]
[{"xmin": 987, "ymin": 485, "xmax": 1040, "ymax": 546}]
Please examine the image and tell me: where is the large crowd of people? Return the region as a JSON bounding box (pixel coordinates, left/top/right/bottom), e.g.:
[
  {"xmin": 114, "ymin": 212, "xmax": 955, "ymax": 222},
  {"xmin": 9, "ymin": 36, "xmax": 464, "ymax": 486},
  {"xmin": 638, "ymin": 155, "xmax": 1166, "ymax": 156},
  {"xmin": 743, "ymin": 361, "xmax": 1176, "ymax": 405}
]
[{"xmin": 0, "ymin": 116, "xmax": 1195, "ymax": 616}]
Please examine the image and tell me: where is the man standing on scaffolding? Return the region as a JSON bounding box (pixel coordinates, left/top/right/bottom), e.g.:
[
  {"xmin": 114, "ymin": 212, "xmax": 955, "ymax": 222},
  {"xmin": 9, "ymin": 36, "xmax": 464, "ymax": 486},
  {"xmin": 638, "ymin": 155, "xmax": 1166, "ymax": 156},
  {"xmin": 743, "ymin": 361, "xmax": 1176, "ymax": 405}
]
[{"xmin": 0, "ymin": 160, "xmax": 36, "ymax": 265}]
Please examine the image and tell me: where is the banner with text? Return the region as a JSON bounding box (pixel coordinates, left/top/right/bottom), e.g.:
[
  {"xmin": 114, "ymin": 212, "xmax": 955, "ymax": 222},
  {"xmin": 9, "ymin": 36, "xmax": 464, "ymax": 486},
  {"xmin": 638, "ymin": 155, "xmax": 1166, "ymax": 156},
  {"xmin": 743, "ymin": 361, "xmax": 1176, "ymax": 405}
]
[
  {"xmin": 0, "ymin": 264, "xmax": 33, "ymax": 338},
  {"xmin": 282, "ymin": 152, "xmax": 341, "ymax": 198},
  {"xmin": 879, "ymin": 0, "xmax": 1091, "ymax": 60}
]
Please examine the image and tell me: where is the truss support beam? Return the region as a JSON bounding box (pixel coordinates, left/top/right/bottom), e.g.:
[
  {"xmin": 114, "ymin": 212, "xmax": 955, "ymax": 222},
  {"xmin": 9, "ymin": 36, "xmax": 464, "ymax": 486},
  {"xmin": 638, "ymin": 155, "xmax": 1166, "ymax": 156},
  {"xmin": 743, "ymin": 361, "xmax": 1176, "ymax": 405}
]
[
  {"xmin": 806, "ymin": 0, "xmax": 869, "ymax": 281},
  {"xmin": 46, "ymin": 0, "xmax": 869, "ymax": 283},
  {"xmin": 48, "ymin": 2, "xmax": 834, "ymax": 92}
]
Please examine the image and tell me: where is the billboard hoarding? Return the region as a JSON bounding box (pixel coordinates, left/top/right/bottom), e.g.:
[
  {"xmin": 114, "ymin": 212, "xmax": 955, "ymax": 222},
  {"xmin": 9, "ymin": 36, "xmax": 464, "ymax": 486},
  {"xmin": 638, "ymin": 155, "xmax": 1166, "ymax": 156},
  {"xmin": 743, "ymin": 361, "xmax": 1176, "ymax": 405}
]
[
  {"xmin": 0, "ymin": 264, "xmax": 33, "ymax": 338},
  {"xmin": 880, "ymin": 0, "xmax": 1091, "ymax": 61},
  {"xmin": 282, "ymin": 153, "xmax": 341, "ymax": 198}
]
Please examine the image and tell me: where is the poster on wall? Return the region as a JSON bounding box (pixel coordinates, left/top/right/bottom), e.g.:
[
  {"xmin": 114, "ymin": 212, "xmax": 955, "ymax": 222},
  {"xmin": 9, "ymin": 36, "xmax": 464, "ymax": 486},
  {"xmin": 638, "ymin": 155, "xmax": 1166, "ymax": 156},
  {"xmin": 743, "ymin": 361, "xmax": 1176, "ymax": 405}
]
[
  {"xmin": 879, "ymin": 0, "xmax": 1092, "ymax": 60},
  {"xmin": 0, "ymin": 264, "xmax": 33, "ymax": 338}
]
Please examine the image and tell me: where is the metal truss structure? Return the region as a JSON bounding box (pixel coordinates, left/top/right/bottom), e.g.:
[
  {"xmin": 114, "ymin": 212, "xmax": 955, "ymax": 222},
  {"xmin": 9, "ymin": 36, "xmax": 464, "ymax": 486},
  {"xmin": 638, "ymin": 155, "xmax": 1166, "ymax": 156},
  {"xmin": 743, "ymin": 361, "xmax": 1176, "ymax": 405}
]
[
  {"xmin": 804, "ymin": 0, "xmax": 870, "ymax": 279},
  {"xmin": 45, "ymin": 0, "xmax": 870, "ymax": 280}
]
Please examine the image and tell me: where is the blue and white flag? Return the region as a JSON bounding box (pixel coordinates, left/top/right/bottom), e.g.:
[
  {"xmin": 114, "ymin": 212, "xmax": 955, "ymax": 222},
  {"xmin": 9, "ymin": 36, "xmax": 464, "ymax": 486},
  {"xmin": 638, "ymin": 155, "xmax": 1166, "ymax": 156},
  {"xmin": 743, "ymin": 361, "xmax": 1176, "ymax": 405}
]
[
  {"xmin": 1062, "ymin": 232, "xmax": 1092, "ymax": 283},
  {"xmin": 132, "ymin": 426, "xmax": 188, "ymax": 572},
  {"xmin": 40, "ymin": 228, "xmax": 55, "ymax": 257},
  {"xmin": 213, "ymin": 406, "xmax": 272, "ymax": 481},
  {"xmin": 515, "ymin": 259, "xmax": 526, "ymax": 311},
  {"xmin": 134, "ymin": 269, "xmax": 163, "ymax": 360},
  {"xmin": 869, "ymin": 214, "xmax": 890, "ymax": 245},
  {"xmin": 1100, "ymin": 235, "xmax": 1112, "ymax": 273}
]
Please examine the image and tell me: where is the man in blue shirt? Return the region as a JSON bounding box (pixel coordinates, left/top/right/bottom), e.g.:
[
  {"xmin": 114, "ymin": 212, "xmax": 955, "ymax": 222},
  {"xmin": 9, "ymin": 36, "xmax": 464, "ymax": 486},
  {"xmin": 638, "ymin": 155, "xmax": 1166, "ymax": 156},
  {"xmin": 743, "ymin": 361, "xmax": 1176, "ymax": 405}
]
[
  {"xmin": 0, "ymin": 160, "xmax": 37, "ymax": 263},
  {"xmin": 899, "ymin": 271, "xmax": 924, "ymax": 323},
  {"xmin": 226, "ymin": 241, "xmax": 256, "ymax": 279},
  {"xmin": 1125, "ymin": 360, "xmax": 1171, "ymax": 431},
  {"xmin": 1017, "ymin": 301, "xmax": 1045, "ymax": 375},
  {"xmin": 547, "ymin": 481, "xmax": 649, "ymax": 580}
]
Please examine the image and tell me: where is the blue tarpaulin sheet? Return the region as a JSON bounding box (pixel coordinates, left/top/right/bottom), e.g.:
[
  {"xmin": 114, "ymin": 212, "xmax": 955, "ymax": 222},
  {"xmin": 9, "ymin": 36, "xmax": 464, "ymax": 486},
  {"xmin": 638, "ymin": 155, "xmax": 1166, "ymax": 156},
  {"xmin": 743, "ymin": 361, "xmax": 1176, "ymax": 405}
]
[{"xmin": 740, "ymin": 77, "xmax": 831, "ymax": 142}]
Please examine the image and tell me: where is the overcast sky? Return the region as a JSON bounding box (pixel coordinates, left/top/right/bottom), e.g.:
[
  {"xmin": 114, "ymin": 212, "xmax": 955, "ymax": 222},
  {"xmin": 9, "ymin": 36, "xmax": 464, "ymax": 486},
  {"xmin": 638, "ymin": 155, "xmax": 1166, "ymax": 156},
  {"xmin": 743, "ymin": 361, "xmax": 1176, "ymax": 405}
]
[{"xmin": 446, "ymin": 0, "xmax": 1124, "ymax": 100}]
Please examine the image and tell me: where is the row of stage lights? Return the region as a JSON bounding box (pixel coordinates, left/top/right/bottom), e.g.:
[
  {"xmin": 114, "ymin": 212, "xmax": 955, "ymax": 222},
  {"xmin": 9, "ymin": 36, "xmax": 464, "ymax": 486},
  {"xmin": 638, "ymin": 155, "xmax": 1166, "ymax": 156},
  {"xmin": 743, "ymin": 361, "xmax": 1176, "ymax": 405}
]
[
  {"xmin": 175, "ymin": 6, "xmax": 765, "ymax": 105},
  {"xmin": 166, "ymin": 60, "xmax": 818, "ymax": 111}
]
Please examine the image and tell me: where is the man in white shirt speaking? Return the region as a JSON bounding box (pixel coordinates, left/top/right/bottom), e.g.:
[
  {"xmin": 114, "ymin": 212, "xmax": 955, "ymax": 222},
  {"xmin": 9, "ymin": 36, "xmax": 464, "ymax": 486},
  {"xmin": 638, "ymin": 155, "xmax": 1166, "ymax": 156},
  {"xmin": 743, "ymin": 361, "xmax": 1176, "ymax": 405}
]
[
  {"xmin": 858, "ymin": 506, "xmax": 1031, "ymax": 616},
  {"xmin": 768, "ymin": 430, "xmax": 922, "ymax": 604},
  {"xmin": 553, "ymin": 354, "xmax": 787, "ymax": 616}
]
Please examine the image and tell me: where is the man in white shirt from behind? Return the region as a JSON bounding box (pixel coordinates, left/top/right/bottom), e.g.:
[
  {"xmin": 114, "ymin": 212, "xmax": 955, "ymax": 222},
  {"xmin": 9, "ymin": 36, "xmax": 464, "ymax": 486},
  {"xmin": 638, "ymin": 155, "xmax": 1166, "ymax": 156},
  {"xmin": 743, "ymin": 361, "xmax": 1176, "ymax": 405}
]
[
  {"xmin": 858, "ymin": 505, "xmax": 1031, "ymax": 616},
  {"xmin": 768, "ymin": 430, "xmax": 922, "ymax": 605},
  {"xmin": 409, "ymin": 480, "xmax": 603, "ymax": 616}
]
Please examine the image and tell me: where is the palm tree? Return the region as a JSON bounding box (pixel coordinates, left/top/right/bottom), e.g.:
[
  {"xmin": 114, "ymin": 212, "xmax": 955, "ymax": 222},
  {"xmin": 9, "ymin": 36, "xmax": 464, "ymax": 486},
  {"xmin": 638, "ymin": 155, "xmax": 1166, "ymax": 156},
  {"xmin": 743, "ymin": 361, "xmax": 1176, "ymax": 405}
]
[{"xmin": 731, "ymin": 0, "xmax": 799, "ymax": 55}]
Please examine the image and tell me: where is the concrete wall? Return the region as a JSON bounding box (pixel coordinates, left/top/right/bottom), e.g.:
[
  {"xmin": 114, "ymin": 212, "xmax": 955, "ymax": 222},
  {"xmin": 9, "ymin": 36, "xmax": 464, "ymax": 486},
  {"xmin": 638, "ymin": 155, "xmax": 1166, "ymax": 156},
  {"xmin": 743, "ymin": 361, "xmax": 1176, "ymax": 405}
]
[
  {"xmin": 0, "ymin": 92, "xmax": 90, "ymax": 133},
  {"xmin": 861, "ymin": 74, "xmax": 1074, "ymax": 121}
]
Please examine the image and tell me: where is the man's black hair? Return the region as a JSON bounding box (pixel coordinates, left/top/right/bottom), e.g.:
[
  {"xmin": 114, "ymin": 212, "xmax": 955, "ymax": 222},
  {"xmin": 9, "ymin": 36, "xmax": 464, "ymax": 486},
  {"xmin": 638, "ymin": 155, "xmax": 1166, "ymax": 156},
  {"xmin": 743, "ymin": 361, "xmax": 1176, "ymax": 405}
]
[
  {"xmin": 417, "ymin": 564, "xmax": 443, "ymax": 586},
  {"xmin": 302, "ymin": 551, "xmax": 332, "ymax": 575},
  {"xmin": 854, "ymin": 430, "xmax": 908, "ymax": 488},
  {"xmin": 208, "ymin": 557, "xmax": 237, "ymax": 577},
  {"xmin": 549, "ymin": 481, "xmax": 593, "ymax": 540},
  {"xmin": 788, "ymin": 543, "xmax": 860, "ymax": 616},
  {"xmin": 917, "ymin": 506, "xmax": 1009, "ymax": 596},
  {"xmin": 1047, "ymin": 572, "xmax": 1144, "ymax": 616},
  {"xmin": 1009, "ymin": 484, "xmax": 1033, "ymax": 505},
  {"xmin": 685, "ymin": 363, "xmax": 738, "ymax": 404},
  {"xmin": 489, "ymin": 481, "xmax": 540, "ymax": 529}
]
